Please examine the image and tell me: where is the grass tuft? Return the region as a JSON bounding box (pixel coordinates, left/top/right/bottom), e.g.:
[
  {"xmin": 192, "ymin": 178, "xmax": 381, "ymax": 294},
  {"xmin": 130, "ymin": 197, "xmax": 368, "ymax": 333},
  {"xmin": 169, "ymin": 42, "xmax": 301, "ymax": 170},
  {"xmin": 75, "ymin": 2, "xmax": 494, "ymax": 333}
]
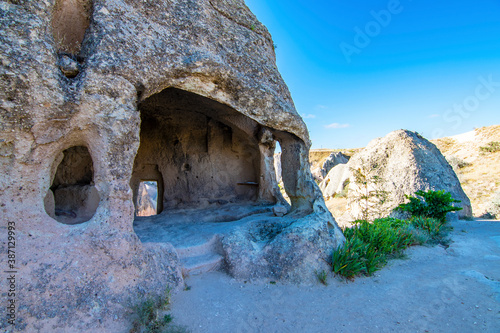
[
  {"xmin": 131, "ymin": 288, "xmax": 189, "ymax": 333},
  {"xmin": 316, "ymin": 270, "xmax": 329, "ymax": 285}
]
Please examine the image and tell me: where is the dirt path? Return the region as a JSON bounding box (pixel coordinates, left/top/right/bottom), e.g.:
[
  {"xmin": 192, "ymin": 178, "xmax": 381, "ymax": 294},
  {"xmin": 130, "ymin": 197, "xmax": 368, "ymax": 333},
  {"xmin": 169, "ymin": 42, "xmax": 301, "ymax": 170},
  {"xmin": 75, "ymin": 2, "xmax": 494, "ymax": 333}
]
[{"xmin": 170, "ymin": 219, "xmax": 500, "ymax": 332}]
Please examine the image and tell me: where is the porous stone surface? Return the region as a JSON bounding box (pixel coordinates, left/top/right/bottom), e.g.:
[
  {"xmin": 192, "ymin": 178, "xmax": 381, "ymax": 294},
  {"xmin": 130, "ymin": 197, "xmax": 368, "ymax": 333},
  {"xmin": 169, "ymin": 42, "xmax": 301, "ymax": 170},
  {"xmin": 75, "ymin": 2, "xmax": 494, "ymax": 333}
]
[
  {"xmin": 222, "ymin": 199, "xmax": 342, "ymax": 282},
  {"xmin": 0, "ymin": 0, "xmax": 343, "ymax": 331},
  {"xmin": 336, "ymin": 130, "xmax": 472, "ymax": 222},
  {"xmin": 312, "ymin": 151, "xmax": 349, "ymax": 182}
]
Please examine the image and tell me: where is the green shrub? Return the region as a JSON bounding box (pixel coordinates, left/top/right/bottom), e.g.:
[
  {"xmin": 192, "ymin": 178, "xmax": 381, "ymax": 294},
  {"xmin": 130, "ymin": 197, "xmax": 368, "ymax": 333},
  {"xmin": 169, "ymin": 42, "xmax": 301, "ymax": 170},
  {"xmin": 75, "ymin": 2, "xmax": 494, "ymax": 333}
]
[
  {"xmin": 396, "ymin": 190, "xmax": 462, "ymax": 222},
  {"xmin": 408, "ymin": 227, "xmax": 431, "ymax": 245},
  {"xmin": 480, "ymin": 141, "xmax": 500, "ymax": 153}
]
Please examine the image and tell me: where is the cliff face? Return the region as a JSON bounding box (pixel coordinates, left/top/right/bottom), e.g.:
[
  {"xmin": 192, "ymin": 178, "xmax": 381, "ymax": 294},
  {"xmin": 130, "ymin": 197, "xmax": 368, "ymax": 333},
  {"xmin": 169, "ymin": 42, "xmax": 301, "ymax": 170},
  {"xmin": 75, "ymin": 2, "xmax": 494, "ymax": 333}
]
[{"xmin": 0, "ymin": 1, "xmax": 342, "ymax": 330}]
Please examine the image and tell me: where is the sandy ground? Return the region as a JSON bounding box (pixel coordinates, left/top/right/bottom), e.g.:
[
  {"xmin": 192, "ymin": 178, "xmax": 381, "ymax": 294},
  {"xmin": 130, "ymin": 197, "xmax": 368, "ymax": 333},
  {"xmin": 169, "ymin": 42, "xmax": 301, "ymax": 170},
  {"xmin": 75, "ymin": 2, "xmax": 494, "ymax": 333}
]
[{"xmin": 171, "ymin": 219, "xmax": 500, "ymax": 332}]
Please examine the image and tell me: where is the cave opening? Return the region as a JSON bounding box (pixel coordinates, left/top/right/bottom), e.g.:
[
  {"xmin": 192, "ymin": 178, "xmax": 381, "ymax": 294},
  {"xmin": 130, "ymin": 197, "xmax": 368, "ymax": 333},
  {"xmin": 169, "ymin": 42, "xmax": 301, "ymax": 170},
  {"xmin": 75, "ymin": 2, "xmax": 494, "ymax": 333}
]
[
  {"xmin": 44, "ymin": 145, "xmax": 100, "ymax": 225},
  {"xmin": 131, "ymin": 87, "xmax": 280, "ymax": 233},
  {"xmin": 131, "ymin": 88, "xmax": 295, "ymax": 274}
]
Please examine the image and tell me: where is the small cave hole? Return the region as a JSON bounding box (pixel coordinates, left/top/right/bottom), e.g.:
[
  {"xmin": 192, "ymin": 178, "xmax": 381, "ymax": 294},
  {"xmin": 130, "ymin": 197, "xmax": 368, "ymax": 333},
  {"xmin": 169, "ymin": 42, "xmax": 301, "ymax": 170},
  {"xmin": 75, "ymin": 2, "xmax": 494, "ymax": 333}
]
[
  {"xmin": 52, "ymin": 0, "xmax": 93, "ymax": 55},
  {"xmin": 136, "ymin": 181, "xmax": 159, "ymax": 217},
  {"xmin": 44, "ymin": 146, "xmax": 100, "ymax": 225},
  {"xmin": 51, "ymin": 0, "xmax": 93, "ymax": 78}
]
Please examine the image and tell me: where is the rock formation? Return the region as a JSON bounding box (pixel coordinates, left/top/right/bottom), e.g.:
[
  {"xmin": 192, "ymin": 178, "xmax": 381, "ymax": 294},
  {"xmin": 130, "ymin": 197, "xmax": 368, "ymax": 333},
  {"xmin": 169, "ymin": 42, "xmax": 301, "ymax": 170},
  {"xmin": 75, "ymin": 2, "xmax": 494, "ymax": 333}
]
[
  {"xmin": 332, "ymin": 130, "xmax": 472, "ymax": 222},
  {"xmin": 0, "ymin": 0, "xmax": 343, "ymax": 331},
  {"xmin": 485, "ymin": 191, "xmax": 500, "ymax": 219},
  {"xmin": 312, "ymin": 151, "xmax": 349, "ymax": 182},
  {"xmin": 319, "ymin": 163, "xmax": 350, "ymax": 199}
]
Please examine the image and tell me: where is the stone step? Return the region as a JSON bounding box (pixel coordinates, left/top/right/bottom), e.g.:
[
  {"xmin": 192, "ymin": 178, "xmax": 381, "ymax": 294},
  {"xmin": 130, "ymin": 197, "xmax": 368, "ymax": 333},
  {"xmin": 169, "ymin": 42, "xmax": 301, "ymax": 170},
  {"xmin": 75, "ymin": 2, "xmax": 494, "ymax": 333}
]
[
  {"xmin": 175, "ymin": 234, "xmax": 222, "ymax": 259},
  {"xmin": 181, "ymin": 253, "xmax": 224, "ymax": 276}
]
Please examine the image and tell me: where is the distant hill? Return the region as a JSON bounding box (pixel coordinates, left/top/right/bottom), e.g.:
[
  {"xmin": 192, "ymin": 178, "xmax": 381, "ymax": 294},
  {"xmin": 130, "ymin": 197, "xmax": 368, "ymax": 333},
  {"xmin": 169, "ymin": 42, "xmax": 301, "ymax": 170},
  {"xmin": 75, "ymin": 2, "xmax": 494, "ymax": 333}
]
[{"xmin": 432, "ymin": 125, "xmax": 500, "ymax": 217}]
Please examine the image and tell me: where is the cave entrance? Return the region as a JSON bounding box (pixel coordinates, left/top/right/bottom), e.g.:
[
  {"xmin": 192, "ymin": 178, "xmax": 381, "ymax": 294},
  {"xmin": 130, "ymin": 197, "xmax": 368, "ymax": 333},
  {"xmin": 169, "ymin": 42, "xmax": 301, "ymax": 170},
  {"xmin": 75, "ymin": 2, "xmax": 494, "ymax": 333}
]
[
  {"xmin": 131, "ymin": 88, "xmax": 278, "ymax": 235},
  {"xmin": 44, "ymin": 145, "xmax": 100, "ymax": 224}
]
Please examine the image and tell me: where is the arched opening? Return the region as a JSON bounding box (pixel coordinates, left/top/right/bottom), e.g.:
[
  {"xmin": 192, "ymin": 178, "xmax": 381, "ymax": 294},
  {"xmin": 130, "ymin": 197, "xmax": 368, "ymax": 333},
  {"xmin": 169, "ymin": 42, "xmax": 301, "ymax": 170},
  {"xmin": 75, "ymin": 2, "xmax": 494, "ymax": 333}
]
[
  {"xmin": 273, "ymin": 141, "xmax": 290, "ymax": 204},
  {"xmin": 130, "ymin": 88, "xmax": 300, "ymax": 275},
  {"xmin": 131, "ymin": 88, "xmax": 264, "ymax": 221},
  {"xmin": 136, "ymin": 180, "xmax": 159, "ymax": 217},
  {"xmin": 44, "ymin": 146, "xmax": 100, "ymax": 224}
]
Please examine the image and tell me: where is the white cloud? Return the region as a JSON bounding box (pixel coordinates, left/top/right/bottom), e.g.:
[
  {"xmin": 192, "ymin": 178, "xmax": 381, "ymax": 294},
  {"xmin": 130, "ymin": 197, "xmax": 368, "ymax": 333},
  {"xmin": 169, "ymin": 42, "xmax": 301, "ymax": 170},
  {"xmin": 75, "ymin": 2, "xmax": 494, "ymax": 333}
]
[
  {"xmin": 302, "ymin": 113, "xmax": 316, "ymax": 119},
  {"xmin": 316, "ymin": 105, "xmax": 328, "ymax": 109},
  {"xmin": 428, "ymin": 114, "xmax": 440, "ymax": 118},
  {"xmin": 325, "ymin": 123, "xmax": 350, "ymax": 129}
]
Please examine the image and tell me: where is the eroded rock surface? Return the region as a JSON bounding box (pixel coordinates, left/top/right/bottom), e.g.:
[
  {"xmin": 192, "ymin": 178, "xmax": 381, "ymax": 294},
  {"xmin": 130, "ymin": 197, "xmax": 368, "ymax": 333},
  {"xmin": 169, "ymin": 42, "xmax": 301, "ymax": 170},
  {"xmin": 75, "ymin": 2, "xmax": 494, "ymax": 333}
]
[{"xmin": 0, "ymin": 0, "xmax": 343, "ymax": 331}]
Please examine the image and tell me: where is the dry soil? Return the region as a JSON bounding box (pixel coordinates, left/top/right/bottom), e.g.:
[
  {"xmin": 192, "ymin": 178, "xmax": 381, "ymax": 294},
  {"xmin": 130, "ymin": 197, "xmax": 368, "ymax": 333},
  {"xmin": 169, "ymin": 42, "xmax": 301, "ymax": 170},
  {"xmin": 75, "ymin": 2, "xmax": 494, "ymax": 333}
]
[{"xmin": 171, "ymin": 219, "xmax": 500, "ymax": 332}]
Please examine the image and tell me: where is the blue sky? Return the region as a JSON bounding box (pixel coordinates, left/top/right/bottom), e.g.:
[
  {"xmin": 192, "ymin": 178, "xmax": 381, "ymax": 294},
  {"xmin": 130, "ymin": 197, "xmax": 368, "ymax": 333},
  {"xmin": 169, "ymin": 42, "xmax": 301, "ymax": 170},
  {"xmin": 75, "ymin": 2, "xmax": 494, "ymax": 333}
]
[{"xmin": 245, "ymin": 0, "xmax": 500, "ymax": 148}]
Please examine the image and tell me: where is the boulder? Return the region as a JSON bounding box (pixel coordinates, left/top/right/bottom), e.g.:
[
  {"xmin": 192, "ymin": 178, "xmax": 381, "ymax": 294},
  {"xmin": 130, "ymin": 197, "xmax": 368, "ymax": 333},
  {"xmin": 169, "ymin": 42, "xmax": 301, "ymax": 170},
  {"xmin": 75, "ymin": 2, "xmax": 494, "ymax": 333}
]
[
  {"xmin": 272, "ymin": 204, "xmax": 288, "ymax": 217},
  {"xmin": 485, "ymin": 191, "xmax": 500, "ymax": 219},
  {"xmin": 321, "ymin": 152, "xmax": 349, "ymax": 178},
  {"xmin": 338, "ymin": 130, "xmax": 472, "ymax": 222},
  {"xmin": 319, "ymin": 164, "xmax": 350, "ymax": 199},
  {"xmin": 0, "ymin": 1, "xmax": 343, "ymax": 330},
  {"xmin": 311, "ymin": 151, "xmax": 349, "ymax": 181}
]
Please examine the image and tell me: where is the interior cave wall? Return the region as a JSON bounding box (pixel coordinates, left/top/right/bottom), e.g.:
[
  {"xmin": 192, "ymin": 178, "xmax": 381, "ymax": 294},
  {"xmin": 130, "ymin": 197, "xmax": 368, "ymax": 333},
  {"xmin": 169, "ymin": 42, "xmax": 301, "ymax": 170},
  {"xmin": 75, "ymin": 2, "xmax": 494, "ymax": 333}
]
[{"xmin": 130, "ymin": 88, "xmax": 264, "ymax": 212}]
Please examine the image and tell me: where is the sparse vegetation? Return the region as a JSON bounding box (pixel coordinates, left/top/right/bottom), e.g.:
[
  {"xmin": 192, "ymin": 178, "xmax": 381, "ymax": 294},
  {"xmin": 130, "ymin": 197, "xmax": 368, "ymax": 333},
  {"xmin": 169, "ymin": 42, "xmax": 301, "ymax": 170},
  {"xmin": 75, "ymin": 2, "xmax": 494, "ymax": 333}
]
[
  {"xmin": 349, "ymin": 164, "xmax": 389, "ymax": 221},
  {"xmin": 131, "ymin": 289, "xmax": 188, "ymax": 333},
  {"xmin": 431, "ymin": 125, "xmax": 500, "ymax": 217},
  {"xmin": 446, "ymin": 156, "xmax": 471, "ymax": 170},
  {"xmin": 480, "ymin": 141, "xmax": 500, "ymax": 153},
  {"xmin": 316, "ymin": 270, "xmax": 329, "ymax": 285}
]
